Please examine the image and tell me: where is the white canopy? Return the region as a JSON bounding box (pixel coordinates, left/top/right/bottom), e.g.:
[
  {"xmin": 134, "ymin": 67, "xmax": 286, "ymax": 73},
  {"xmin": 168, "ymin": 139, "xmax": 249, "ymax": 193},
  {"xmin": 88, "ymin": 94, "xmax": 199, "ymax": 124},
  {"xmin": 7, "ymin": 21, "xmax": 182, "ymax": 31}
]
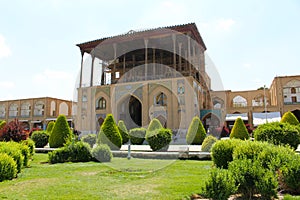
[
  {"xmin": 225, "ymin": 113, "xmax": 248, "ymax": 121},
  {"xmin": 253, "ymin": 112, "xmax": 281, "ymax": 126}
]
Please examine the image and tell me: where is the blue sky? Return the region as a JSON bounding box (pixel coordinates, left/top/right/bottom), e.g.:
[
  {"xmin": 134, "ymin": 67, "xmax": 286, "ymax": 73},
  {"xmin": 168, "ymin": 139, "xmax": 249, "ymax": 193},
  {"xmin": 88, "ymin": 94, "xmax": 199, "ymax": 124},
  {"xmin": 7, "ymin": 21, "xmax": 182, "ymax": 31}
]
[{"xmin": 0, "ymin": 0, "xmax": 299, "ymax": 101}]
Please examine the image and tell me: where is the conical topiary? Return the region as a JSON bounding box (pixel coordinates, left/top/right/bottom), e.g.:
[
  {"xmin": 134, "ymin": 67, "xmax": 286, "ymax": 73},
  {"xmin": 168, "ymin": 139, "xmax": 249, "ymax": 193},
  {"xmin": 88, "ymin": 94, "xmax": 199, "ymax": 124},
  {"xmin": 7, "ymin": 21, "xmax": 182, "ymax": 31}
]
[
  {"xmin": 49, "ymin": 115, "xmax": 72, "ymax": 148},
  {"xmin": 147, "ymin": 118, "xmax": 163, "ymax": 132},
  {"xmin": 230, "ymin": 117, "xmax": 249, "ymax": 140},
  {"xmin": 186, "ymin": 116, "xmax": 206, "ymax": 145},
  {"xmin": 280, "ymin": 111, "xmax": 299, "ymax": 125},
  {"xmin": 118, "ymin": 120, "xmax": 129, "ymax": 144},
  {"xmin": 46, "ymin": 121, "xmax": 55, "ymax": 134},
  {"xmin": 97, "ymin": 114, "xmax": 122, "ymax": 150}
]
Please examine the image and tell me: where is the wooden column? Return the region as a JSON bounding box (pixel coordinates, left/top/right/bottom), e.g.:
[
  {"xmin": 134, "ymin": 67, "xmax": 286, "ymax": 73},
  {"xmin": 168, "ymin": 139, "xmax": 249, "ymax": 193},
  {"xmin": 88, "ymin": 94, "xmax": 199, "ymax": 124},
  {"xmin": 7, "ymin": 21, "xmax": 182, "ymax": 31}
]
[
  {"xmin": 113, "ymin": 43, "xmax": 117, "ymax": 83},
  {"xmin": 123, "ymin": 55, "xmax": 126, "ymax": 81},
  {"xmin": 90, "ymin": 53, "xmax": 95, "ymax": 87},
  {"xmin": 152, "ymin": 48, "xmax": 156, "ymax": 79},
  {"xmin": 178, "ymin": 43, "xmax": 182, "ymax": 73},
  {"xmin": 79, "ymin": 50, "xmax": 84, "ymax": 88},
  {"xmin": 188, "ymin": 36, "xmax": 191, "ymax": 76},
  {"xmin": 144, "ymin": 39, "xmax": 149, "ymax": 80},
  {"xmin": 172, "ymin": 34, "xmax": 176, "ymax": 71}
]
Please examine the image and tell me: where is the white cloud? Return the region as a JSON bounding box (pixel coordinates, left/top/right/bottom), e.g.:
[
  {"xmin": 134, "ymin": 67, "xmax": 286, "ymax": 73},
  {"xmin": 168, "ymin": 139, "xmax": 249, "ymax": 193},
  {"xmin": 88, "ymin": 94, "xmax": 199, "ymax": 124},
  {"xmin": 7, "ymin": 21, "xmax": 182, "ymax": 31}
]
[
  {"xmin": 0, "ymin": 34, "xmax": 11, "ymax": 59},
  {"xmin": 0, "ymin": 81, "xmax": 15, "ymax": 89},
  {"xmin": 216, "ymin": 18, "xmax": 236, "ymax": 31}
]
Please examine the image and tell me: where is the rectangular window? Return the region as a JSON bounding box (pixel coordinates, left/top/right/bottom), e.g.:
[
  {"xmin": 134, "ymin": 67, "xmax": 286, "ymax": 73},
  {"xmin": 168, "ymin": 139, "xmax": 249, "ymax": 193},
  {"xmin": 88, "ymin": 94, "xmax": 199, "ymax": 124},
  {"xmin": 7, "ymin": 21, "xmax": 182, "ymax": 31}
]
[
  {"xmin": 292, "ymin": 96, "xmax": 297, "ymax": 103},
  {"xmin": 283, "ymin": 88, "xmax": 289, "ymax": 94}
]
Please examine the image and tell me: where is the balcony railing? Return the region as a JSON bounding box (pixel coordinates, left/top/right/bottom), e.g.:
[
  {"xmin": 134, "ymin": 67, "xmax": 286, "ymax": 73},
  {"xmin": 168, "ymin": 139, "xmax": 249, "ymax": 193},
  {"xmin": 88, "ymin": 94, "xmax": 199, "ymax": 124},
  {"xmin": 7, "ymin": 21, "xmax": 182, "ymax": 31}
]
[{"xmin": 284, "ymin": 102, "xmax": 300, "ymax": 105}]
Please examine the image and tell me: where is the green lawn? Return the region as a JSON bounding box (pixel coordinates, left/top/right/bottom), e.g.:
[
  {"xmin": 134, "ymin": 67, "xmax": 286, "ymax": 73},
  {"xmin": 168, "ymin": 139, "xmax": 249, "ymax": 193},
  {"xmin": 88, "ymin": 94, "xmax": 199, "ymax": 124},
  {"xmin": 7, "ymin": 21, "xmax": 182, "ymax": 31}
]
[{"xmin": 0, "ymin": 153, "xmax": 212, "ymax": 200}]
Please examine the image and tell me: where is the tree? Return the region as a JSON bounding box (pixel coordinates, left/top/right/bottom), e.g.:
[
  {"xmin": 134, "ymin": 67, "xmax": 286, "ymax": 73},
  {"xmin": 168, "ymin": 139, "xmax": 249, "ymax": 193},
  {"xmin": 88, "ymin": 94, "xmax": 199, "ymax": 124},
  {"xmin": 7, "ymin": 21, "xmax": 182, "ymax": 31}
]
[
  {"xmin": 118, "ymin": 120, "xmax": 129, "ymax": 144},
  {"xmin": 46, "ymin": 121, "xmax": 55, "ymax": 134},
  {"xmin": 230, "ymin": 118, "xmax": 249, "ymax": 140},
  {"xmin": 186, "ymin": 116, "xmax": 206, "ymax": 145},
  {"xmin": 49, "ymin": 115, "xmax": 72, "ymax": 148},
  {"xmin": 280, "ymin": 111, "xmax": 299, "ymax": 125},
  {"xmin": 0, "ymin": 119, "xmax": 27, "ymax": 142},
  {"xmin": 97, "ymin": 114, "xmax": 122, "ymax": 150}
]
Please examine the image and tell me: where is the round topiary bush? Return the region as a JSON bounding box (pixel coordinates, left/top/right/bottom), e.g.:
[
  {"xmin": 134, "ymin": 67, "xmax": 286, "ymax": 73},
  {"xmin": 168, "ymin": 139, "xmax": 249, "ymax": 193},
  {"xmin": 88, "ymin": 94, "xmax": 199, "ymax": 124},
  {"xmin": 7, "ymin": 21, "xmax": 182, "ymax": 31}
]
[
  {"xmin": 211, "ymin": 139, "xmax": 242, "ymax": 169},
  {"xmin": 229, "ymin": 117, "xmax": 249, "ymax": 140},
  {"xmin": 0, "ymin": 142, "xmax": 24, "ymax": 173},
  {"xmin": 46, "ymin": 121, "xmax": 55, "ymax": 134},
  {"xmin": 146, "ymin": 128, "xmax": 172, "ymax": 151},
  {"xmin": 280, "ymin": 111, "xmax": 299, "ymax": 125},
  {"xmin": 186, "ymin": 116, "xmax": 206, "ymax": 145},
  {"xmin": 91, "ymin": 144, "xmax": 113, "ymax": 162},
  {"xmin": 254, "ymin": 122, "xmax": 300, "ymax": 150},
  {"xmin": 31, "ymin": 131, "xmax": 49, "ymax": 148},
  {"xmin": 118, "ymin": 120, "xmax": 129, "ymax": 144},
  {"xmin": 129, "ymin": 128, "xmax": 146, "ymax": 145},
  {"xmin": 0, "ymin": 153, "xmax": 17, "ymax": 182},
  {"xmin": 97, "ymin": 114, "xmax": 122, "ymax": 150},
  {"xmin": 49, "ymin": 115, "xmax": 73, "ymax": 148},
  {"xmin": 201, "ymin": 135, "xmax": 218, "ymax": 152},
  {"xmin": 81, "ymin": 134, "xmax": 97, "ymax": 148}
]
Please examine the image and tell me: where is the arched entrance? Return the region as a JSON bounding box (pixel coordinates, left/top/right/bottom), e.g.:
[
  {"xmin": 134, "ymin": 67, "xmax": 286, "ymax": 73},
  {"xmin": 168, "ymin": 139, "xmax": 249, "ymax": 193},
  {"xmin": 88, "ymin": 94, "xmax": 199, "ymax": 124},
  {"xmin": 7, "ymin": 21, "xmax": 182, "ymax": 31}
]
[
  {"xmin": 129, "ymin": 96, "xmax": 142, "ymax": 127},
  {"xmin": 202, "ymin": 113, "xmax": 221, "ymax": 137}
]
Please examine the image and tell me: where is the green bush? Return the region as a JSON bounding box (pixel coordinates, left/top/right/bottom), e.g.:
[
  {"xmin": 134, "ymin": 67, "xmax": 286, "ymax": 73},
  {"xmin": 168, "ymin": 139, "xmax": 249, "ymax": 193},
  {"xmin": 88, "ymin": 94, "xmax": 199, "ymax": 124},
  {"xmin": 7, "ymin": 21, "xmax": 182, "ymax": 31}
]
[
  {"xmin": 49, "ymin": 115, "xmax": 73, "ymax": 148},
  {"xmin": 46, "ymin": 121, "xmax": 55, "ymax": 134},
  {"xmin": 31, "ymin": 131, "xmax": 49, "ymax": 148},
  {"xmin": 254, "ymin": 122, "xmax": 300, "ymax": 150},
  {"xmin": 0, "ymin": 153, "xmax": 17, "ymax": 182},
  {"xmin": 0, "ymin": 120, "xmax": 6, "ymax": 130},
  {"xmin": 118, "ymin": 120, "xmax": 129, "ymax": 144},
  {"xmin": 202, "ymin": 168, "xmax": 237, "ymax": 200},
  {"xmin": 281, "ymin": 111, "xmax": 299, "ymax": 125},
  {"xmin": 48, "ymin": 141, "xmax": 91, "ymax": 164},
  {"xmin": 0, "ymin": 142, "xmax": 24, "ymax": 173},
  {"xmin": 186, "ymin": 116, "xmax": 206, "ymax": 145},
  {"xmin": 211, "ymin": 139, "xmax": 242, "ymax": 169},
  {"xmin": 201, "ymin": 135, "xmax": 218, "ymax": 152},
  {"xmin": 91, "ymin": 144, "xmax": 113, "ymax": 162},
  {"xmin": 279, "ymin": 154, "xmax": 300, "ymax": 194},
  {"xmin": 21, "ymin": 139, "xmax": 35, "ymax": 158},
  {"xmin": 17, "ymin": 143, "xmax": 30, "ymax": 167},
  {"xmin": 229, "ymin": 117, "xmax": 249, "ymax": 140},
  {"xmin": 146, "ymin": 128, "xmax": 172, "ymax": 151},
  {"xmin": 81, "ymin": 134, "xmax": 97, "ymax": 148},
  {"xmin": 97, "ymin": 114, "xmax": 122, "ymax": 150},
  {"xmin": 233, "ymin": 140, "xmax": 270, "ymax": 161},
  {"xmin": 129, "ymin": 128, "xmax": 146, "ymax": 145},
  {"xmin": 229, "ymin": 158, "xmax": 278, "ymax": 199},
  {"xmin": 147, "ymin": 118, "xmax": 163, "ymax": 132}
]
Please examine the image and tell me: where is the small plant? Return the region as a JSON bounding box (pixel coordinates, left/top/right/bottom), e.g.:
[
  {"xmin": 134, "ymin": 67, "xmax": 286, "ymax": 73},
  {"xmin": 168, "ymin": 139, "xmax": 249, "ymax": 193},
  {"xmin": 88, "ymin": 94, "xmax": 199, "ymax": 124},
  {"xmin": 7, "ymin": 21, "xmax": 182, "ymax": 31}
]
[
  {"xmin": 201, "ymin": 135, "xmax": 217, "ymax": 152},
  {"xmin": 49, "ymin": 115, "xmax": 73, "ymax": 148},
  {"xmin": 0, "ymin": 119, "xmax": 27, "ymax": 142},
  {"xmin": 186, "ymin": 116, "xmax": 206, "ymax": 145},
  {"xmin": 0, "ymin": 120, "xmax": 6, "ymax": 130},
  {"xmin": 31, "ymin": 131, "xmax": 49, "ymax": 148},
  {"xmin": 21, "ymin": 139, "xmax": 35, "ymax": 157},
  {"xmin": 81, "ymin": 134, "xmax": 97, "ymax": 148},
  {"xmin": 202, "ymin": 168, "xmax": 237, "ymax": 200},
  {"xmin": 230, "ymin": 117, "xmax": 249, "ymax": 140},
  {"xmin": 97, "ymin": 114, "xmax": 122, "ymax": 150},
  {"xmin": 129, "ymin": 128, "xmax": 146, "ymax": 145},
  {"xmin": 211, "ymin": 139, "xmax": 242, "ymax": 169},
  {"xmin": 91, "ymin": 144, "xmax": 113, "ymax": 162},
  {"xmin": 0, "ymin": 142, "xmax": 24, "ymax": 173},
  {"xmin": 46, "ymin": 121, "xmax": 55, "ymax": 134},
  {"xmin": 146, "ymin": 128, "xmax": 172, "ymax": 151},
  {"xmin": 281, "ymin": 111, "xmax": 299, "ymax": 125},
  {"xmin": 0, "ymin": 153, "xmax": 17, "ymax": 182},
  {"xmin": 118, "ymin": 120, "xmax": 129, "ymax": 144}
]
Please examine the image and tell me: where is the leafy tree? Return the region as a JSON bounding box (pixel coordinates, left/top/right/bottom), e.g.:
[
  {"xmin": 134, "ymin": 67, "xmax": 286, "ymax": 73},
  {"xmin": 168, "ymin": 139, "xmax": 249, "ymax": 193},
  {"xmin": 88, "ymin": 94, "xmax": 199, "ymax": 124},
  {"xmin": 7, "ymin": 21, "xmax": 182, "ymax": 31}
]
[
  {"xmin": 0, "ymin": 119, "xmax": 27, "ymax": 142},
  {"xmin": 280, "ymin": 111, "xmax": 299, "ymax": 125},
  {"xmin": 230, "ymin": 118, "xmax": 249, "ymax": 140},
  {"xmin": 97, "ymin": 114, "xmax": 122, "ymax": 150},
  {"xmin": 186, "ymin": 116, "xmax": 206, "ymax": 145},
  {"xmin": 118, "ymin": 120, "xmax": 129, "ymax": 144},
  {"xmin": 49, "ymin": 115, "xmax": 72, "ymax": 148},
  {"xmin": 46, "ymin": 121, "xmax": 55, "ymax": 134}
]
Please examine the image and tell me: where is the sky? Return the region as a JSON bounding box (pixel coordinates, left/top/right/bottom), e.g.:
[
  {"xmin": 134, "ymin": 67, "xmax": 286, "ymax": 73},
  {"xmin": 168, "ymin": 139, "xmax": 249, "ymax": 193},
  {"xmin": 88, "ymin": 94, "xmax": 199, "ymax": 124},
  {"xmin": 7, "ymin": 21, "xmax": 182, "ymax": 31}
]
[{"xmin": 0, "ymin": 0, "xmax": 299, "ymax": 101}]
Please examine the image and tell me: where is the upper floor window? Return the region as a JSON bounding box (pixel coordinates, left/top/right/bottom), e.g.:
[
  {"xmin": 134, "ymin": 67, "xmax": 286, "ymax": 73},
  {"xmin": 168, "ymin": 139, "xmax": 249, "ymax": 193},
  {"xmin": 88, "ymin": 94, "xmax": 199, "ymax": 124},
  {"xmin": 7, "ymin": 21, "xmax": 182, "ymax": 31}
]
[
  {"xmin": 155, "ymin": 92, "xmax": 167, "ymax": 106},
  {"xmin": 232, "ymin": 95, "xmax": 247, "ymax": 107},
  {"xmin": 34, "ymin": 101, "xmax": 45, "ymax": 116},
  {"xmin": 291, "ymin": 87, "xmax": 296, "ymax": 94},
  {"xmin": 9, "ymin": 103, "xmax": 18, "ymax": 117},
  {"xmin": 96, "ymin": 97, "xmax": 106, "ymax": 110},
  {"xmin": 21, "ymin": 102, "xmax": 31, "ymax": 117},
  {"xmin": 0, "ymin": 105, "xmax": 6, "ymax": 118}
]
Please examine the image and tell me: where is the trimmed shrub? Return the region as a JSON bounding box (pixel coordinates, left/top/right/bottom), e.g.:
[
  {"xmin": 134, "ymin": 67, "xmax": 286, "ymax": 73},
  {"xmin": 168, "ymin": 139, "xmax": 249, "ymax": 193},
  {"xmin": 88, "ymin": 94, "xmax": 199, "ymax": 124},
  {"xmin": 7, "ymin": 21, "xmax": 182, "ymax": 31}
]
[
  {"xmin": 31, "ymin": 131, "xmax": 49, "ymax": 148},
  {"xmin": 0, "ymin": 142, "xmax": 24, "ymax": 173},
  {"xmin": 186, "ymin": 116, "xmax": 206, "ymax": 145},
  {"xmin": 233, "ymin": 140, "xmax": 270, "ymax": 161},
  {"xmin": 202, "ymin": 168, "xmax": 237, "ymax": 200},
  {"xmin": 229, "ymin": 158, "xmax": 278, "ymax": 200},
  {"xmin": 81, "ymin": 134, "xmax": 97, "ymax": 148},
  {"xmin": 230, "ymin": 117, "xmax": 249, "ymax": 140},
  {"xmin": 0, "ymin": 153, "xmax": 17, "ymax": 182},
  {"xmin": 147, "ymin": 118, "xmax": 163, "ymax": 132},
  {"xmin": 91, "ymin": 144, "xmax": 113, "ymax": 162},
  {"xmin": 146, "ymin": 128, "xmax": 172, "ymax": 151},
  {"xmin": 278, "ymin": 154, "xmax": 300, "ymax": 194},
  {"xmin": 97, "ymin": 114, "xmax": 122, "ymax": 150},
  {"xmin": 201, "ymin": 135, "xmax": 218, "ymax": 152},
  {"xmin": 129, "ymin": 128, "xmax": 146, "ymax": 145},
  {"xmin": 49, "ymin": 115, "xmax": 73, "ymax": 148},
  {"xmin": 211, "ymin": 139, "xmax": 242, "ymax": 169},
  {"xmin": 0, "ymin": 119, "xmax": 27, "ymax": 142},
  {"xmin": 21, "ymin": 139, "xmax": 35, "ymax": 157},
  {"xmin": 254, "ymin": 122, "xmax": 300, "ymax": 150},
  {"xmin": 46, "ymin": 121, "xmax": 55, "ymax": 134},
  {"xmin": 17, "ymin": 143, "xmax": 30, "ymax": 167},
  {"xmin": 0, "ymin": 120, "xmax": 6, "ymax": 130},
  {"xmin": 281, "ymin": 111, "xmax": 299, "ymax": 125},
  {"xmin": 48, "ymin": 141, "xmax": 91, "ymax": 164},
  {"xmin": 118, "ymin": 120, "xmax": 129, "ymax": 144}
]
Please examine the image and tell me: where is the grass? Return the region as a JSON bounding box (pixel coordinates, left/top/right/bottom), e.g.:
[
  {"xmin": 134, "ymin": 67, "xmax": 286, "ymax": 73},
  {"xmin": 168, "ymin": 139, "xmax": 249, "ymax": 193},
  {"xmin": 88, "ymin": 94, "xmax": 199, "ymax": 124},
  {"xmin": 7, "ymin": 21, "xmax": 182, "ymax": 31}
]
[
  {"xmin": 0, "ymin": 153, "xmax": 212, "ymax": 200},
  {"xmin": 284, "ymin": 195, "xmax": 300, "ymax": 200}
]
